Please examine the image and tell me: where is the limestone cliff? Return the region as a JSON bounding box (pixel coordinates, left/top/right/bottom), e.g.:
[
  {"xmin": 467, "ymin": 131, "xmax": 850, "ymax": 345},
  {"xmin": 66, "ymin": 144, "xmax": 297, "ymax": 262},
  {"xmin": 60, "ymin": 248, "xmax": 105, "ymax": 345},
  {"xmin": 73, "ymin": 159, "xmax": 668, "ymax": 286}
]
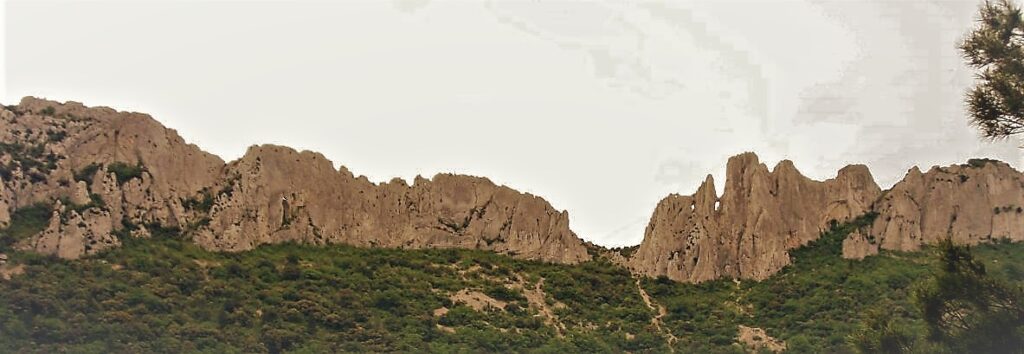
[
  {"xmin": 629, "ymin": 153, "xmax": 1024, "ymax": 282},
  {"xmin": 7, "ymin": 97, "xmax": 1022, "ymax": 275},
  {"xmin": 846, "ymin": 159, "xmax": 1024, "ymax": 258},
  {"xmin": 21, "ymin": 200, "xmax": 117, "ymax": 259},
  {"xmin": 191, "ymin": 145, "xmax": 589, "ymax": 263},
  {"xmin": 628, "ymin": 153, "xmax": 882, "ymax": 282},
  {"xmin": 1, "ymin": 97, "xmax": 223, "ymax": 257},
  {"xmin": 0, "ymin": 98, "xmax": 589, "ymax": 264}
]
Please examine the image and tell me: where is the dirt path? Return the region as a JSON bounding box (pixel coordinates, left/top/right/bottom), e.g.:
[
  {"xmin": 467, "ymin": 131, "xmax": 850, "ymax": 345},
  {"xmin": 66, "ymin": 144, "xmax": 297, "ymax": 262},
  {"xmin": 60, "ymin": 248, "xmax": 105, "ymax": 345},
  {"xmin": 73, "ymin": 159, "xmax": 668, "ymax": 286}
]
[
  {"xmin": 515, "ymin": 275, "xmax": 566, "ymax": 337},
  {"xmin": 636, "ymin": 278, "xmax": 678, "ymax": 350}
]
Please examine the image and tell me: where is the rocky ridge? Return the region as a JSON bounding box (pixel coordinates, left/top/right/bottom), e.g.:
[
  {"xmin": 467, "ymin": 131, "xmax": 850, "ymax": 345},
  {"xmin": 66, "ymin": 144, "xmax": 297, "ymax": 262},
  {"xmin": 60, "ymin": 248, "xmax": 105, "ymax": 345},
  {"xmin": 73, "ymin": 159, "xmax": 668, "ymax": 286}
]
[
  {"xmin": 0, "ymin": 98, "xmax": 590, "ymax": 264},
  {"xmin": 627, "ymin": 153, "xmax": 882, "ymax": 282},
  {"xmin": 845, "ymin": 158, "xmax": 1024, "ymax": 258},
  {"xmin": 192, "ymin": 145, "xmax": 588, "ymax": 263},
  {"xmin": 629, "ymin": 153, "xmax": 1024, "ymax": 282},
  {"xmin": 4, "ymin": 97, "xmax": 1022, "ymax": 282}
]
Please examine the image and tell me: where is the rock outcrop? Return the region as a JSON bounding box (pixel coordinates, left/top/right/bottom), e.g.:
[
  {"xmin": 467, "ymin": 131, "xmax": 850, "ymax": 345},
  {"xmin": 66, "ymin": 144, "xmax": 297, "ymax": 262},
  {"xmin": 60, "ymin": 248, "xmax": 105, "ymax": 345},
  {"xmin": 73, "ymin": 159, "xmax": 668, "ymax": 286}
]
[
  {"xmin": 628, "ymin": 153, "xmax": 882, "ymax": 282},
  {"xmin": 21, "ymin": 201, "xmax": 118, "ymax": 259},
  {"xmin": 192, "ymin": 145, "xmax": 590, "ymax": 264},
  {"xmin": 6, "ymin": 97, "xmax": 1022, "ymax": 276},
  {"xmin": 0, "ymin": 175, "xmax": 10, "ymax": 227},
  {"xmin": 1, "ymin": 98, "xmax": 222, "ymax": 258},
  {"xmin": 0, "ymin": 98, "xmax": 589, "ymax": 264},
  {"xmin": 847, "ymin": 159, "xmax": 1024, "ymax": 258},
  {"xmin": 630, "ymin": 153, "xmax": 1024, "ymax": 282}
]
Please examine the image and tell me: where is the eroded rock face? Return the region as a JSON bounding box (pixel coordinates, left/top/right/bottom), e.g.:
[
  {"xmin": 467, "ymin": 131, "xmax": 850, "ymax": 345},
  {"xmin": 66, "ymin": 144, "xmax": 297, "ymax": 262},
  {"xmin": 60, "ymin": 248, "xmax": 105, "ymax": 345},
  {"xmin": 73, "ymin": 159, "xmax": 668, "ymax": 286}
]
[
  {"xmin": 0, "ymin": 176, "xmax": 11, "ymax": 227},
  {"xmin": 630, "ymin": 153, "xmax": 1024, "ymax": 282},
  {"xmin": 1, "ymin": 98, "xmax": 223, "ymax": 257},
  {"xmin": 9, "ymin": 97, "xmax": 1019, "ymax": 273},
  {"xmin": 628, "ymin": 153, "xmax": 882, "ymax": 282},
  {"xmin": 1, "ymin": 98, "xmax": 589, "ymax": 264},
  {"xmin": 193, "ymin": 145, "xmax": 590, "ymax": 264},
  {"xmin": 848, "ymin": 159, "xmax": 1024, "ymax": 258},
  {"xmin": 20, "ymin": 201, "xmax": 118, "ymax": 259}
]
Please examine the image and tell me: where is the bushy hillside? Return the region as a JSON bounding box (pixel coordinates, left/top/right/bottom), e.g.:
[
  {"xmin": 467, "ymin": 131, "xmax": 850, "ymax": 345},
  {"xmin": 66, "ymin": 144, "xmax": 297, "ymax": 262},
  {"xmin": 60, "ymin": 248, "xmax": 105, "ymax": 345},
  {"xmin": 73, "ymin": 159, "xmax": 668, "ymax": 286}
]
[
  {"xmin": 0, "ymin": 210, "xmax": 1022, "ymax": 353},
  {"xmin": 0, "ymin": 214, "xmax": 664, "ymax": 353}
]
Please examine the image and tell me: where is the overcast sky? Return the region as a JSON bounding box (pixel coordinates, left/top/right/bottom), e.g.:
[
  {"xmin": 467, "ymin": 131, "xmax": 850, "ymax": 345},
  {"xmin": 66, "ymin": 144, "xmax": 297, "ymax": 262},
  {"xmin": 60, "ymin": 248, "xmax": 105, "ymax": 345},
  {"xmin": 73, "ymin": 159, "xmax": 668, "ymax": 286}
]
[{"xmin": 4, "ymin": 0, "xmax": 1022, "ymax": 247}]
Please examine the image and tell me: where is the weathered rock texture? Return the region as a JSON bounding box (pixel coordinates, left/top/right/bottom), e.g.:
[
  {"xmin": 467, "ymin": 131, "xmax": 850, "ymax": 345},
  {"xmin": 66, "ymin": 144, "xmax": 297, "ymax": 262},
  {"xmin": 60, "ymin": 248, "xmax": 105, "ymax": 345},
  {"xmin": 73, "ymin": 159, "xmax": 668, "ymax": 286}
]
[
  {"xmin": 192, "ymin": 145, "xmax": 589, "ymax": 263},
  {"xmin": 630, "ymin": 153, "xmax": 1024, "ymax": 283},
  {"xmin": 847, "ymin": 159, "xmax": 1024, "ymax": 258},
  {"xmin": 0, "ymin": 98, "xmax": 589, "ymax": 263},
  {"xmin": 7, "ymin": 97, "xmax": 1021, "ymax": 275},
  {"xmin": 629, "ymin": 153, "xmax": 882, "ymax": 282},
  {"xmin": 22, "ymin": 200, "xmax": 118, "ymax": 259},
  {"xmin": 1, "ymin": 97, "xmax": 222, "ymax": 258}
]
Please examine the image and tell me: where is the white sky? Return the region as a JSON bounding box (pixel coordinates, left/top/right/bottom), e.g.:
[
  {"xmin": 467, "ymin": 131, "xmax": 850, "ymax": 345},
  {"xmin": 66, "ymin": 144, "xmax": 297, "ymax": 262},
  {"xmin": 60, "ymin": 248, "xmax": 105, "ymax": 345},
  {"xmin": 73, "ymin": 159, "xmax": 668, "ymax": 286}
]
[{"xmin": 4, "ymin": 0, "xmax": 1022, "ymax": 247}]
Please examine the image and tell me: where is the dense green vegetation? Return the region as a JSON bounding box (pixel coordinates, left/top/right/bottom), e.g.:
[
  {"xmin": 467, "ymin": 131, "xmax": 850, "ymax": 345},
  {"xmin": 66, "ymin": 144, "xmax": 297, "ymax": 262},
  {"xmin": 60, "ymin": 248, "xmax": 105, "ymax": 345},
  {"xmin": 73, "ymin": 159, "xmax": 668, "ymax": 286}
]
[
  {"xmin": 861, "ymin": 239, "xmax": 1024, "ymax": 353},
  {"xmin": 642, "ymin": 215, "xmax": 1024, "ymax": 353},
  {"xmin": 0, "ymin": 204, "xmax": 51, "ymax": 252},
  {"xmin": 0, "ymin": 226, "xmax": 664, "ymax": 353},
  {"xmin": 0, "ymin": 210, "xmax": 1022, "ymax": 353}
]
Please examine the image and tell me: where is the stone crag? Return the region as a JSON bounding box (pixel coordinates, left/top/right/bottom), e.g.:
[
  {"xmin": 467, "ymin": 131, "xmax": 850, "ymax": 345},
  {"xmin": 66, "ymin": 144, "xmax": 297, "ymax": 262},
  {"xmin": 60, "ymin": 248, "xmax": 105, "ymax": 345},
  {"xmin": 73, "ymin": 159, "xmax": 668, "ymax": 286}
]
[
  {"xmin": 627, "ymin": 153, "xmax": 882, "ymax": 282},
  {"xmin": 0, "ymin": 98, "xmax": 589, "ymax": 264},
  {"xmin": 629, "ymin": 153, "xmax": 1024, "ymax": 283},
  {"xmin": 846, "ymin": 159, "xmax": 1024, "ymax": 259},
  {"xmin": 193, "ymin": 145, "xmax": 589, "ymax": 263},
  {"xmin": 2, "ymin": 97, "xmax": 222, "ymax": 258},
  {"xmin": 4, "ymin": 97, "xmax": 1021, "ymax": 281}
]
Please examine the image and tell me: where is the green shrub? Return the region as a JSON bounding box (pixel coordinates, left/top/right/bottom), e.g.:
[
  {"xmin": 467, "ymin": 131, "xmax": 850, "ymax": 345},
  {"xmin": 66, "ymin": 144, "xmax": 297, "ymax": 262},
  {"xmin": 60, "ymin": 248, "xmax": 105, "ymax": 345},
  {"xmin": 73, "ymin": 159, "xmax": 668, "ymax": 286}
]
[
  {"xmin": 73, "ymin": 163, "xmax": 101, "ymax": 185},
  {"xmin": 967, "ymin": 158, "xmax": 1000, "ymax": 168},
  {"xmin": 183, "ymin": 190, "xmax": 215, "ymax": 213},
  {"xmin": 0, "ymin": 203, "xmax": 51, "ymax": 251},
  {"xmin": 106, "ymin": 161, "xmax": 145, "ymax": 185}
]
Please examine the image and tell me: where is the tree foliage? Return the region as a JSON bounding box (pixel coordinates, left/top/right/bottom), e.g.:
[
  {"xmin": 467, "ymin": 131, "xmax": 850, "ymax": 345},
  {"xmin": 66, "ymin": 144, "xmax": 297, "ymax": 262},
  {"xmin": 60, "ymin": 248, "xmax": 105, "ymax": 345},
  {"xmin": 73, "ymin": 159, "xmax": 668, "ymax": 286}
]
[
  {"xmin": 849, "ymin": 240, "xmax": 1024, "ymax": 354},
  {"xmin": 914, "ymin": 240, "xmax": 1024, "ymax": 353},
  {"xmin": 962, "ymin": 0, "xmax": 1024, "ymax": 139}
]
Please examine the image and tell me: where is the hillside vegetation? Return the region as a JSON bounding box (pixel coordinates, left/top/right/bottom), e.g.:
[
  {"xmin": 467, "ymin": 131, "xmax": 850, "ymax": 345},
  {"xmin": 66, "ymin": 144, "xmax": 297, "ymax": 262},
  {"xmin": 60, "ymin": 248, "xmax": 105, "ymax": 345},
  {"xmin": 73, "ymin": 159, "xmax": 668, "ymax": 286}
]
[{"xmin": 0, "ymin": 210, "xmax": 1022, "ymax": 353}]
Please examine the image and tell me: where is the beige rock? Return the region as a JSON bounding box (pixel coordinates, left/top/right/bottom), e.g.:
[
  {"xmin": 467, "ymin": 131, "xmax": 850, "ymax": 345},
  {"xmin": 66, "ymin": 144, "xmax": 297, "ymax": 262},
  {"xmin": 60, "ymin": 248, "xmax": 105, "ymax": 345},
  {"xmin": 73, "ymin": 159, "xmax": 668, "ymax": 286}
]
[
  {"xmin": 1, "ymin": 98, "xmax": 222, "ymax": 258},
  {"xmin": 193, "ymin": 145, "xmax": 590, "ymax": 264},
  {"xmin": 449, "ymin": 289, "xmax": 507, "ymax": 312},
  {"xmin": 631, "ymin": 154, "xmax": 1024, "ymax": 282},
  {"xmin": 863, "ymin": 159, "xmax": 1024, "ymax": 257},
  {"xmin": 629, "ymin": 153, "xmax": 881, "ymax": 282},
  {"xmin": 737, "ymin": 325, "xmax": 786, "ymax": 353},
  {"xmin": 841, "ymin": 230, "xmax": 879, "ymax": 260},
  {"xmin": 0, "ymin": 264, "xmax": 25, "ymax": 281},
  {"xmin": 12, "ymin": 96, "xmax": 1020, "ymax": 276},
  {"xmin": 0, "ymin": 176, "xmax": 9, "ymax": 228},
  {"xmin": 69, "ymin": 181, "xmax": 91, "ymax": 206},
  {"xmin": 432, "ymin": 307, "xmax": 449, "ymax": 317},
  {"xmin": 19, "ymin": 201, "xmax": 118, "ymax": 259},
  {"xmin": 2, "ymin": 98, "xmax": 590, "ymax": 264}
]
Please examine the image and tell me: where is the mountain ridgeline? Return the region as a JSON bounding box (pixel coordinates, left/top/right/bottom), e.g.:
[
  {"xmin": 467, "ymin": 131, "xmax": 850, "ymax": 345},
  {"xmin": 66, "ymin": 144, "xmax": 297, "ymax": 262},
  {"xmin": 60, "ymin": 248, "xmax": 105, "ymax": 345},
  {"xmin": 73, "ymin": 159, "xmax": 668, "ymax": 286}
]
[
  {"xmin": 2, "ymin": 97, "xmax": 1024, "ymax": 283},
  {"xmin": 629, "ymin": 153, "xmax": 1024, "ymax": 282},
  {"xmin": 0, "ymin": 98, "xmax": 589, "ymax": 264}
]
